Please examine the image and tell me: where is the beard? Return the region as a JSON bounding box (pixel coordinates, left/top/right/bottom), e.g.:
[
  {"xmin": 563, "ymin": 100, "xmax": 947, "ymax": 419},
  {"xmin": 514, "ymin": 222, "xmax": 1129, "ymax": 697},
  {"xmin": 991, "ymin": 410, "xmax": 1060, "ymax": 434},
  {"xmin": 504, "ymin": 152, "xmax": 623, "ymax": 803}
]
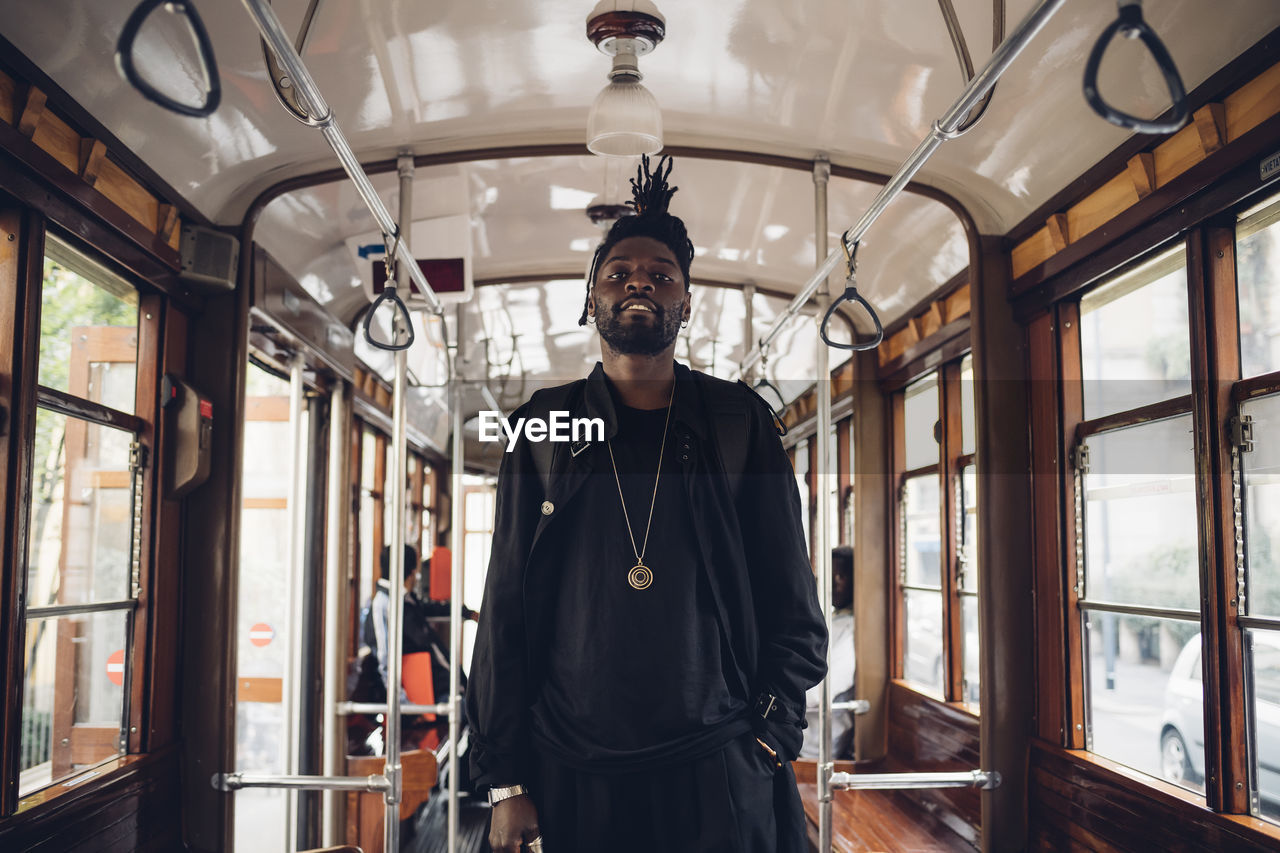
[{"xmin": 596, "ymin": 299, "xmax": 683, "ymax": 356}]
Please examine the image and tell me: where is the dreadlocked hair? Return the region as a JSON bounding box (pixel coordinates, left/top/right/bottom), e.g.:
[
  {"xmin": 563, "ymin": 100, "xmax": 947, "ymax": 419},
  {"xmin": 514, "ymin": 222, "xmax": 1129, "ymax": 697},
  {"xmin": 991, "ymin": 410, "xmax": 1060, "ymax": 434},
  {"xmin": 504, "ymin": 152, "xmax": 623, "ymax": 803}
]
[{"xmin": 579, "ymin": 154, "xmax": 695, "ymax": 326}]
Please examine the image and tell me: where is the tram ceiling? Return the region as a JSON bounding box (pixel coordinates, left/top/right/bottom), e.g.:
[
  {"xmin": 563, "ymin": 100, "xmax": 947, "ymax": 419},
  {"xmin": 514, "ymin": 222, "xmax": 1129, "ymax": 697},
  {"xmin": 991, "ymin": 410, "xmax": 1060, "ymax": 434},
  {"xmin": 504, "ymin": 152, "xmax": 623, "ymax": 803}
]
[
  {"xmin": 3, "ymin": 0, "xmax": 1274, "ymax": 233},
  {"xmin": 253, "ymin": 153, "xmax": 959, "ymax": 393}
]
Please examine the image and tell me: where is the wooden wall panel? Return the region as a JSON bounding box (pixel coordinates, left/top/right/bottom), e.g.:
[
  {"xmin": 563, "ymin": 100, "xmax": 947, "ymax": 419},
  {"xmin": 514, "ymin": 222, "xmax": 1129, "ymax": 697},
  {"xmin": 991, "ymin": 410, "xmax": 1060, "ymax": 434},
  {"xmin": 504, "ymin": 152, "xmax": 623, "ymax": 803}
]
[
  {"xmin": 0, "ymin": 748, "xmax": 181, "ymax": 852},
  {"xmin": 28, "ymin": 110, "xmax": 78, "ymax": 174},
  {"xmin": 886, "ymin": 682, "xmax": 982, "ymax": 847},
  {"xmin": 1029, "ymin": 742, "xmax": 1280, "ymax": 853},
  {"xmin": 1225, "ymin": 62, "xmax": 1280, "ymax": 141}
]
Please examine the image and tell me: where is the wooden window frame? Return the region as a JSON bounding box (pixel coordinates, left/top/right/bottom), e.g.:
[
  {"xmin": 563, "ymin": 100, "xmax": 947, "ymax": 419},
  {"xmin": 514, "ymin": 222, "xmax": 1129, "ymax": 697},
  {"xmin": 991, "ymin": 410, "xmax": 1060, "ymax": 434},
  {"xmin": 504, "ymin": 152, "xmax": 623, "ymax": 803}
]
[
  {"xmin": 890, "ymin": 353, "xmax": 977, "ymax": 709},
  {"xmin": 1036, "ymin": 184, "xmax": 1280, "ymax": 819},
  {"xmin": 1, "ymin": 216, "xmax": 168, "ymax": 816}
]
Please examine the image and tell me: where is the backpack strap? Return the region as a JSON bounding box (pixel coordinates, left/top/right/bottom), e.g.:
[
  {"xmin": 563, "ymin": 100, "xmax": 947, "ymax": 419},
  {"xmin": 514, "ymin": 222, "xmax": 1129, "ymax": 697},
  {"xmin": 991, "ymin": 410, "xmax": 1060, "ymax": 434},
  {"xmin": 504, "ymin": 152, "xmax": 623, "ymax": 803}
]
[
  {"xmin": 523, "ymin": 381, "xmax": 585, "ymax": 496},
  {"xmin": 696, "ymin": 377, "xmax": 754, "ymax": 497}
]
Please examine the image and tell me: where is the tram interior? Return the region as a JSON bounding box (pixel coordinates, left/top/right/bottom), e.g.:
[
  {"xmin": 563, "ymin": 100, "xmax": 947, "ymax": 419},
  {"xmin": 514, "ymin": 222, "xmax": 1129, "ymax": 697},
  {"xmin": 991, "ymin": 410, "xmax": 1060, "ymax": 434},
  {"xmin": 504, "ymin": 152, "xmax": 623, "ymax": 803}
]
[{"xmin": 2, "ymin": 0, "xmax": 1280, "ymax": 851}]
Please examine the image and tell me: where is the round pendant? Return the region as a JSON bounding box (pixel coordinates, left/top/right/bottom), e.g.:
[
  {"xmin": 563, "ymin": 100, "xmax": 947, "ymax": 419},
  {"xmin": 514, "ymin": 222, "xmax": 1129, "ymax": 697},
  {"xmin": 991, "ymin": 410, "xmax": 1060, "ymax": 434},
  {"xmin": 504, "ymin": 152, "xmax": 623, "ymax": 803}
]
[{"xmin": 627, "ymin": 562, "xmax": 653, "ymax": 590}]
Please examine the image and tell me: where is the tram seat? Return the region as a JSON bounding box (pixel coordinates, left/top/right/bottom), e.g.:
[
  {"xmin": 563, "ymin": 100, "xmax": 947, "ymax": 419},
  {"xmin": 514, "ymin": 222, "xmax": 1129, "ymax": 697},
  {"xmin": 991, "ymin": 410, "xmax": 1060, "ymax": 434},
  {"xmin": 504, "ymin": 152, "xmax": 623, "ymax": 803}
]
[
  {"xmin": 793, "ymin": 760, "xmax": 977, "ymax": 852},
  {"xmin": 344, "ymin": 749, "xmax": 438, "ymax": 853}
]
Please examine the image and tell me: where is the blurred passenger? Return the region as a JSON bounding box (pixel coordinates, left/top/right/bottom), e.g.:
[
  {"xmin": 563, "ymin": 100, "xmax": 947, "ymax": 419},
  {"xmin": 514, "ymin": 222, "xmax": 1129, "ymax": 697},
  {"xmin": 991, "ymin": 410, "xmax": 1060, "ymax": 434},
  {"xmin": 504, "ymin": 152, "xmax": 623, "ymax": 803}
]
[{"xmin": 800, "ymin": 545, "xmax": 855, "ymax": 760}]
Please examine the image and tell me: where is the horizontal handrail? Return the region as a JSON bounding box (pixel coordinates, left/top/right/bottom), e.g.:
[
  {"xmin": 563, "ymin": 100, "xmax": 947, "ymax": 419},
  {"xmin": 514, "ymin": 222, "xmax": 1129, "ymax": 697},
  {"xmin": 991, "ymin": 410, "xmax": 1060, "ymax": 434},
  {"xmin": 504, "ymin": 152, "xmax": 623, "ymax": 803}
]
[
  {"xmin": 335, "ymin": 701, "xmax": 450, "ymax": 716},
  {"xmin": 213, "ymin": 772, "xmax": 390, "ymax": 793},
  {"xmin": 827, "ymin": 768, "xmax": 1001, "ymax": 791},
  {"xmin": 831, "ymin": 699, "xmax": 871, "ymax": 715}
]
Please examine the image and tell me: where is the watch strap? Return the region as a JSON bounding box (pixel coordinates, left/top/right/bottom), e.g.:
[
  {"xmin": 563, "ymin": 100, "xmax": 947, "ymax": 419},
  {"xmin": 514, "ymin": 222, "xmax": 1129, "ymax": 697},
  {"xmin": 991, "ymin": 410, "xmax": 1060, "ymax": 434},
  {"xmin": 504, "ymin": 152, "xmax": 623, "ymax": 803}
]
[{"xmin": 487, "ymin": 783, "xmax": 527, "ymax": 805}]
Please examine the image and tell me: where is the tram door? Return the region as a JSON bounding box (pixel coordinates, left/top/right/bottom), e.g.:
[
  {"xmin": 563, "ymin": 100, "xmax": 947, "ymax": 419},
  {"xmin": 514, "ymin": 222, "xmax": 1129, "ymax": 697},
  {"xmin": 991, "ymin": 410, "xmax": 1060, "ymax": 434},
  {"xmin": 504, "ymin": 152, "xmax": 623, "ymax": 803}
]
[{"xmin": 233, "ymin": 357, "xmax": 313, "ymax": 852}]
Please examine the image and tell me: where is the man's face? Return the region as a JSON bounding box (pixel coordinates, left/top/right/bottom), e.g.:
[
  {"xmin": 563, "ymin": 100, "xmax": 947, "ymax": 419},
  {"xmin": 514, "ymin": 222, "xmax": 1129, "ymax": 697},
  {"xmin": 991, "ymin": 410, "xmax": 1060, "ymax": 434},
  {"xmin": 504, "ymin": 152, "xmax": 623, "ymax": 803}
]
[
  {"xmin": 832, "ymin": 563, "xmax": 852, "ymax": 610},
  {"xmin": 588, "ymin": 236, "xmax": 690, "ymax": 357}
]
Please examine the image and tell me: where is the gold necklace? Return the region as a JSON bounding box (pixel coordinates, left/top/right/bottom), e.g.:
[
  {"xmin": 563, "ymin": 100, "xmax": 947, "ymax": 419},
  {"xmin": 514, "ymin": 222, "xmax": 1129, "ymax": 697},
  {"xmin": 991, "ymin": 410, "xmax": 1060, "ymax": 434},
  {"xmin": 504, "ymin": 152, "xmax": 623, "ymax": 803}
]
[{"xmin": 606, "ymin": 379, "xmax": 676, "ymax": 591}]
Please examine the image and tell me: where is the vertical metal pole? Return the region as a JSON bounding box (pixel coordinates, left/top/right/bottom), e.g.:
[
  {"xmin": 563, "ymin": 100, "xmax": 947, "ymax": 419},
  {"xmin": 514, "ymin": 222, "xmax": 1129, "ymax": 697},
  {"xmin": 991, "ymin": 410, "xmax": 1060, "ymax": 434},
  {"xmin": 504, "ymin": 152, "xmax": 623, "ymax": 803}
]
[
  {"xmin": 742, "ymin": 283, "xmax": 756, "ymax": 386},
  {"xmin": 384, "ymin": 153, "xmax": 414, "ymax": 853},
  {"xmin": 321, "ymin": 384, "xmax": 351, "ymax": 845},
  {"xmin": 449, "ymin": 305, "xmax": 466, "ymax": 853},
  {"xmin": 813, "ymin": 155, "xmax": 835, "ymax": 853},
  {"xmin": 284, "ymin": 353, "xmax": 307, "ymax": 853}
]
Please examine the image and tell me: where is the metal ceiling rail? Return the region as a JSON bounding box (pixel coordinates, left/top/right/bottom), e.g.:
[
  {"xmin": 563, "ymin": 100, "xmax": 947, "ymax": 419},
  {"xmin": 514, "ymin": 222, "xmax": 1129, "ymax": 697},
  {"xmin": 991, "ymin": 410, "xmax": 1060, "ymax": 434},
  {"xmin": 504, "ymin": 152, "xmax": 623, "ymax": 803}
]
[
  {"xmin": 738, "ymin": 0, "xmax": 1067, "ymax": 377},
  {"xmin": 239, "ymin": 0, "xmax": 445, "ymax": 317}
]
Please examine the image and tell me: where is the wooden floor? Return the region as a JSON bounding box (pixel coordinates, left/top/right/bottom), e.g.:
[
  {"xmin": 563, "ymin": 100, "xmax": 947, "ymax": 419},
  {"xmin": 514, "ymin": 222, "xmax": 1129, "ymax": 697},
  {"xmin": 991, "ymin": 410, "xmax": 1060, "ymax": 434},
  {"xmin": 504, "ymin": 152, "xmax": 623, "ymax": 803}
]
[{"xmin": 797, "ymin": 783, "xmax": 977, "ymax": 853}]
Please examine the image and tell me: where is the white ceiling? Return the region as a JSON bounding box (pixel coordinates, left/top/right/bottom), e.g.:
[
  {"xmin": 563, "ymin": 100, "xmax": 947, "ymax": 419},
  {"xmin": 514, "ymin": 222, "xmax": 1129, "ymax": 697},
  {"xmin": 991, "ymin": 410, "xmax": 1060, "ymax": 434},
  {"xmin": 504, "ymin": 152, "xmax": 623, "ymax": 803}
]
[{"xmin": 1, "ymin": 0, "xmax": 1273, "ymax": 429}]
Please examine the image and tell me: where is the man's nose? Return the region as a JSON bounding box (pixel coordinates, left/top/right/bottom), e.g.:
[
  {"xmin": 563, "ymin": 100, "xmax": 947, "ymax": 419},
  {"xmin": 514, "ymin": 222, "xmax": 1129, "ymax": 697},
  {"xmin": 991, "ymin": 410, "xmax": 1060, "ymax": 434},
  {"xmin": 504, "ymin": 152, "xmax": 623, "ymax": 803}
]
[{"xmin": 625, "ymin": 272, "xmax": 655, "ymax": 291}]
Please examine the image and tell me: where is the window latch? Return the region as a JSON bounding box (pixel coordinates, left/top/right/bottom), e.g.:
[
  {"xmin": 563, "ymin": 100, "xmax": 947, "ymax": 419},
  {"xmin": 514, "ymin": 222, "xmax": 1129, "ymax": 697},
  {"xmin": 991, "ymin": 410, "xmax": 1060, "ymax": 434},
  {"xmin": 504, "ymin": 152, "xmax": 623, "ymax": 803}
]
[
  {"xmin": 1231, "ymin": 414, "xmax": 1254, "ymax": 454},
  {"xmin": 1071, "ymin": 443, "xmax": 1091, "ymax": 474}
]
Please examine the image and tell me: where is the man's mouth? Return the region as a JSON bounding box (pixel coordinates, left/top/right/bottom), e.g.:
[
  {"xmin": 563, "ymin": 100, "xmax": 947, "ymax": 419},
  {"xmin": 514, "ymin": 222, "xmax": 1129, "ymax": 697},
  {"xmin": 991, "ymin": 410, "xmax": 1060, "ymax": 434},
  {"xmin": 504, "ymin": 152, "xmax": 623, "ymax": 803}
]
[{"xmin": 620, "ymin": 299, "xmax": 657, "ymax": 314}]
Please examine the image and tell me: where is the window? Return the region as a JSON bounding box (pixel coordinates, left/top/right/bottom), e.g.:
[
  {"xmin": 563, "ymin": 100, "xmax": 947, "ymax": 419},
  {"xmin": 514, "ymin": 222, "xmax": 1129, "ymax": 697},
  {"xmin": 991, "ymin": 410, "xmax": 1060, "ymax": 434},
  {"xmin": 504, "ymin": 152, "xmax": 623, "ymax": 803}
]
[
  {"xmin": 1237, "ymin": 196, "xmax": 1280, "ymax": 818},
  {"xmin": 1236, "ymin": 198, "xmax": 1280, "ymax": 378},
  {"xmin": 19, "ymin": 236, "xmax": 146, "ymax": 798},
  {"xmin": 894, "ymin": 361, "xmax": 976, "ymax": 706},
  {"xmin": 1068, "ymin": 245, "xmax": 1202, "ymax": 791},
  {"xmin": 1079, "ymin": 248, "xmax": 1191, "ymax": 419}
]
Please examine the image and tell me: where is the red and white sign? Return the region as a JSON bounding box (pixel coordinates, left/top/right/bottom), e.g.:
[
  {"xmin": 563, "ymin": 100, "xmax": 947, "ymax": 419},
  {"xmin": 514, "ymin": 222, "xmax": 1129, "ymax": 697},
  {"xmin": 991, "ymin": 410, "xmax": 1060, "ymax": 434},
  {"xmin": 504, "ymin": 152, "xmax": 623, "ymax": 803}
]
[
  {"xmin": 106, "ymin": 650, "xmax": 125, "ymax": 686},
  {"xmin": 249, "ymin": 623, "xmax": 275, "ymax": 647}
]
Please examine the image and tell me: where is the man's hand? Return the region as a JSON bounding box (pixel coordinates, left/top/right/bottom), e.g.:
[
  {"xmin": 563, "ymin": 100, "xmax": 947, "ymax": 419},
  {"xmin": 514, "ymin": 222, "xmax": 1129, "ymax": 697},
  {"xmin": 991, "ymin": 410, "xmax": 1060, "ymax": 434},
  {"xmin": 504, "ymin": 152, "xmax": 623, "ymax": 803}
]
[{"xmin": 489, "ymin": 794, "xmax": 540, "ymax": 852}]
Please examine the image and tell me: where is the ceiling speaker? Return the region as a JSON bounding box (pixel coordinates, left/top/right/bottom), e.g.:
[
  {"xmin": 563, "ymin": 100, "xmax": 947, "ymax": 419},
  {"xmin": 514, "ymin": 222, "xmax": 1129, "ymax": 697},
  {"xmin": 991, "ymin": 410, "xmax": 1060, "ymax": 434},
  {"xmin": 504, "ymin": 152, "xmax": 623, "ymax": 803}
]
[{"xmin": 179, "ymin": 225, "xmax": 239, "ymax": 292}]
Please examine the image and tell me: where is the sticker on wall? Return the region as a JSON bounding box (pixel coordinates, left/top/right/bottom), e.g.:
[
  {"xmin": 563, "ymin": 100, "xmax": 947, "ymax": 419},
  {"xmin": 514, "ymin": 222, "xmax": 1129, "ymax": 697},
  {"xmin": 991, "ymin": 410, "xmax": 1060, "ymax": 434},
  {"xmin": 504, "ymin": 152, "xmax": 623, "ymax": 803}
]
[
  {"xmin": 249, "ymin": 623, "xmax": 275, "ymax": 648},
  {"xmin": 106, "ymin": 649, "xmax": 125, "ymax": 686}
]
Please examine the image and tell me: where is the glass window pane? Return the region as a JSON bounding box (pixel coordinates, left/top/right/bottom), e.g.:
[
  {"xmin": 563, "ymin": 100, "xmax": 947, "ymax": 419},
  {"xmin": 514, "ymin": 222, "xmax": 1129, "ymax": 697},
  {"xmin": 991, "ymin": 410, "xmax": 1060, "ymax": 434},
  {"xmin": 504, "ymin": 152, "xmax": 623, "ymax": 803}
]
[
  {"xmin": 20, "ymin": 611, "xmax": 128, "ymax": 796},
  {"xmin": 904, "ymin": 588, "xmax": 944, "ymax": 693},
  {"xmin": 1242, "ymin": 393, "xmax": 1280, "ymax": 617},
  {"xmin": 961, "ymin": 464, "xmax": 979, "ymax": 594},
  {"xmin": 1082, "ymin": 416, "xmax": 1199, "ymax": 611},
  {"xmin": 960, "ymin": 354, "xmax": 975, "ymax": 457},
  {"xmin": 40, "ymin": 236, "xmax": 138, "ymax": 413},
  {"xmin": 1237, "ymin": 197, "xmax": 1280, "ymax": 379},
  {"xmin": 903, "ymin": 474, "xmax": 941, "ymax": 587},
  {"xmin": 1086, "ymin": 614, "xmax": 1201, "ymax": 794},
  {"xmin": 1080, "ymin": 246, "xmax": 1190, "ymax": 419},
  {"xmin": 904, "ymin": 374, "xmax": 939, "ymax": 470},
  {"xmin": 1247, "ymin": 628, "xmax": 1280, "ymax": 822},
  {"xmin": 27, "ymin": 408, "xmax": 134, "ymax": 607},
  {"xmin": 962, "ymin": 595, "xmax": 980, "ymax": 706}
]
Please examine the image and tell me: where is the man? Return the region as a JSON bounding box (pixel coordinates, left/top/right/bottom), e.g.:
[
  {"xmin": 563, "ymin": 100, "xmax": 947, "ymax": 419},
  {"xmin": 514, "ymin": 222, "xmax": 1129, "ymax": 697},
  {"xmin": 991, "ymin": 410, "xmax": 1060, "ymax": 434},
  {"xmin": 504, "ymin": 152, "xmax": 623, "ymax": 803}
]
[
  {"xmin": 360, "ymin": 544, "xmax": 421, "ymax": 693},
  {"xmin": 800, "ymin": 545, "xmax": 855, "ymax": 760},
  {"xmin": 466, "ymin": 156, "xmax": 826, "ymax": 852}
]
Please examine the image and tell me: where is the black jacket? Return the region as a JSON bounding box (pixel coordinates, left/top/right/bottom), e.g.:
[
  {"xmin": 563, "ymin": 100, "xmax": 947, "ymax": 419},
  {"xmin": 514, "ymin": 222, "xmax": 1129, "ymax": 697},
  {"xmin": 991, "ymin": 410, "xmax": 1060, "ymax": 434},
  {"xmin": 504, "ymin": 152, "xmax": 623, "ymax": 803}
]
[{"xmin": 465, "ymin": 361, "xmax": 827, "ymax": 795}]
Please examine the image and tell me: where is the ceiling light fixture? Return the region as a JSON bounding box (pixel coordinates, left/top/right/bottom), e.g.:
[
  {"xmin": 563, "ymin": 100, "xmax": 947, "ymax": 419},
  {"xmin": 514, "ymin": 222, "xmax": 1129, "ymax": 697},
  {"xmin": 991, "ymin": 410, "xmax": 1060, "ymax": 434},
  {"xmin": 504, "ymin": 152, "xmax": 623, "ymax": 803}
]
[{"xmin": 586, "ymin": 1, "xmax": 666, "ymax": 157}]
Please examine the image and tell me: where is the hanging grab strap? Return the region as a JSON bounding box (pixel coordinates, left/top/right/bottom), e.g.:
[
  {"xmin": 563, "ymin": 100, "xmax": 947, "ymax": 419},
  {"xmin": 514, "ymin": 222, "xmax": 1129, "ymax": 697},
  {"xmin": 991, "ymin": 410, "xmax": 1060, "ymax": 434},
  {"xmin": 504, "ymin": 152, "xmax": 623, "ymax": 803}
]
[
  {"xmin": 1082, "ymin": 0, "xmax": 1187, "ymax": 135},
  {"xmin": 116, "ymin": 0, "xmax": 221, "ymax": 118},
  {"xmin": 363, "ymin": 229, "xmax": 416, "ymax": 352},
  {"xmin": 819, "ymin": 240, "xmax": 884, "ymax": 352}
]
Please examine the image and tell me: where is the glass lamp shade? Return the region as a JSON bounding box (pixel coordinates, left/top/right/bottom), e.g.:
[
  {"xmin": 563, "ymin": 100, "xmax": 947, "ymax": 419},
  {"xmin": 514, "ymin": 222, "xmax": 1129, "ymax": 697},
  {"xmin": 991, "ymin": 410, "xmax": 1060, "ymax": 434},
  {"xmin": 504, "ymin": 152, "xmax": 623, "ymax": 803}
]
[{"xmin": 587, "ymin": 78, "xmax": 663, "ymax": 157}]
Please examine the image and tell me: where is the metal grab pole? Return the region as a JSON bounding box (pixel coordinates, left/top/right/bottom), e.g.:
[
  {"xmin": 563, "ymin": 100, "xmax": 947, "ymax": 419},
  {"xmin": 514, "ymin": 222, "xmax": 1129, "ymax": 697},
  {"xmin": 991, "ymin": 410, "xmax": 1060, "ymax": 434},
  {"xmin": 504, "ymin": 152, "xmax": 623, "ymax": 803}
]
[
  {"xmin": 238, "ymin": 0, "xmax": 443, "ymax": 317},
  {"xmin": 383, "ymin": 154, "xmax": 414, "ymax": 853},
  {"xmin": 739, "ymin": 0, "xmax": 1067, "ymax": 378},
  {"xmin": 321, "ymin": 385, "xmax": 351, "ymax": 845},
  {"xmin": 284, "ymin": 353, "xmax": 307, "ymax": 852},
  {"xmin": 828, "ymin": 769, "xmax": 1002, "ymax": 791},
  {"xmin": 813, "ymin": 156, "xmax": 835, "ymax": 853},
  {"xmin": 448, "ymin": 306, "xmax": 467, "ymax": 853}
]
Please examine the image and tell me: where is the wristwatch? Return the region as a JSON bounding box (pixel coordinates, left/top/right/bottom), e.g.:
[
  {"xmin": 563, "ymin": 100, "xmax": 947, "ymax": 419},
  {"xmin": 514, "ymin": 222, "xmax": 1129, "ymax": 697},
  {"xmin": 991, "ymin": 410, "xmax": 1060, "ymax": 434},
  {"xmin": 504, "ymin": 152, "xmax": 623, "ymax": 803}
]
[{"xmin": 487, "ymin": 783, "xmax": 527, "ymax": 806}]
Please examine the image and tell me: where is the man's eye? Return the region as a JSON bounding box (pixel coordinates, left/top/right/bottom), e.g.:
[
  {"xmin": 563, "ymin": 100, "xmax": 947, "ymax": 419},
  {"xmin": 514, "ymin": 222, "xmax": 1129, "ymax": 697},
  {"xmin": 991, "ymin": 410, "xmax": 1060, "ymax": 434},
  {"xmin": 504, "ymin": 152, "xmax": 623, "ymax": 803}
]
[
  {"xmin": 607, "ymin": 270, "xmax": 628, "ymax": 279},
  {"xmin": 654, "ymin": 274, "xmax": 672, "ymax": 282}
]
